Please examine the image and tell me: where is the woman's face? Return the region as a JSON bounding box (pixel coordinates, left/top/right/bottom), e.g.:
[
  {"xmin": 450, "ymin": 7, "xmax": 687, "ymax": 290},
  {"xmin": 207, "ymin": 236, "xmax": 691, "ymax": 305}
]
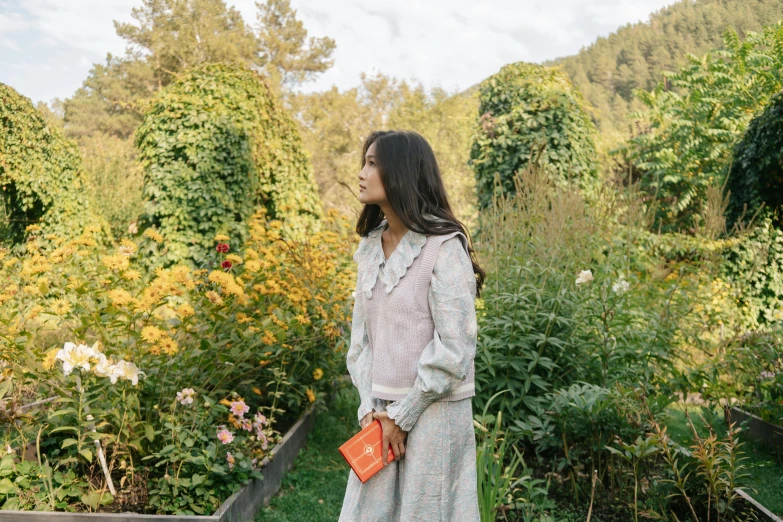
[{"xmin": 358, "ymin": 141, "xmax": 387, "ymax": 206}]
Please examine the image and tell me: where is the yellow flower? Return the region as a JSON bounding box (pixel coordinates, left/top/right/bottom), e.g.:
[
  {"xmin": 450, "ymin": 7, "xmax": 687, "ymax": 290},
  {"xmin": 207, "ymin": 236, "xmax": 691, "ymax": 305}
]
[
  {"xmin": 42, "ymin": 348, "xmax": 59, "ymax": 371},
  {"xmin": 158, "ymin": 337, "xmax": 179, "ymax": 356},
  {"xmin": 109, "ymin": 289, "xmax": 135, "ymax": 307},
  {"xmin": 206, "ymin": 290, "xmax": 224, "ymax": 306},
  {"xmin": 51, "ymin": 299, "xmax": 71, "ymax": 315},
  {"xmin": 261, "ymin": 330, "xmax": 277, "ymax": 346},
  {"xmin": 122, "ymin": 269, "xmax": 141, "ymax": 281},
  {"xmin": 236, "ymin": 312, "xmax": 251, "ymax": 324},
  {"xmin": 252, "ymin": 387, "xmax": 262, "ymax": 395},
  {"xmin": 26, "ymin": 305, "xmax": 44, "ymax": 320},
  {"xmin": 102, "ymin": 254, "xmax": 130, "ymax": 271},
  {"xmin": 313, "ymin": 368, "xmax": 323, "ymax": 380},
  {"xmin": 177, "ymin": 303, "xmax": 195, "ymax": 318},
  {"xmin": 25, "ymin": 224, "xmax": 42, "ymax": 232},
  {"xmin": 3, "ymin": 257, "xmax": 18, "ymax": 268},
  {"xmin": 143, "ymin": 228, "xmax": 164, "ymax": 243},
  {"xmin": 245, "ymin": 260, "xmax": 261, "ymax": 273},
  {"xmin": 225, "ymin": 254, "xmax": 243, "ymax": 265},
  {"xmin": 214, "ymin": 234, "xmax": 230, "ymax": 242},
  {"xmin": 306, "ymin": 388, "xmax": 316, "ymax": 403},
  {"xmin": 141, "ymin": 325, "xmax": 163, "ymax": 342}
]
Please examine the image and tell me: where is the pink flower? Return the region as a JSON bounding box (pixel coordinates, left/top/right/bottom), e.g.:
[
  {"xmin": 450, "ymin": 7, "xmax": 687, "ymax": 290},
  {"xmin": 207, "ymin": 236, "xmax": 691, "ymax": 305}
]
[
  {"xmin": 226, "ymin": 451, "xmax": 235, "ymax": 470},
  {"xmin": 176, "ymin": 388, "xmax": 195, "ymax": 405},
  {"xmin": 241, "ymin": 418, "xmax": 253, "ymax": 432},
  {"xmin": 230, "ymin": 399, "xmax": 250, "ymax": 418},
  {"xmin": 217, "ymin": 427, "xmax": 234, "ymax": 445},
  {"xmin": 253, "ymin": 412, "xmax": 267, "ymax": 428},
  {"xmin": 256, "ymin": 429, "xmax": 268, "ymax": 449}
]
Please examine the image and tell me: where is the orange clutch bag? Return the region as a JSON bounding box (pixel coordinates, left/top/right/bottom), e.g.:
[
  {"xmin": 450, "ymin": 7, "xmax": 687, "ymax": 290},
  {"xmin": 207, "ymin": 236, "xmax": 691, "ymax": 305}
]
[{"xmin": 338, "ymin": 419, "xmax": 395, "ymax": 483}]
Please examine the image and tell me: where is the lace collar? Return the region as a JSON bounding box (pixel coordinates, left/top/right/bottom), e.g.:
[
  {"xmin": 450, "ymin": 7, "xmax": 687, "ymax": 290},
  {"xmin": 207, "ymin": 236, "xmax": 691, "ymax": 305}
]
[{"xmin": 353, "ymin": 219, "xmax": 427, "ymax": 299}]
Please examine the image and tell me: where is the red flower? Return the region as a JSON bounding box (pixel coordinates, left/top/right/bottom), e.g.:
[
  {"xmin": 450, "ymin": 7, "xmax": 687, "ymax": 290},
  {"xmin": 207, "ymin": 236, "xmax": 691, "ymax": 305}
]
[
  {"xmin": 221, "ymin": 260, "xmax": 232, "ymax": 270},
  {"xmin": 216, "ymin": 243, "xmax": 230, "ymax": 253}
]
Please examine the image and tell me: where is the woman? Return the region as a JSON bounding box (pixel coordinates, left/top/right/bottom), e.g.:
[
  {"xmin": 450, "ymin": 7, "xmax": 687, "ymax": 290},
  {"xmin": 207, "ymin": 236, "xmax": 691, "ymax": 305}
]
[{"xmin": 339, "ymin": 130, "xmax": 485, "ymax": 522}]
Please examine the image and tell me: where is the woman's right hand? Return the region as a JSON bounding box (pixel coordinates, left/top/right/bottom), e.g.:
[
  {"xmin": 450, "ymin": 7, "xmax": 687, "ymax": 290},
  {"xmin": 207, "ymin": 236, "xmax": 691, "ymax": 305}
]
[{"xmin": 360, "ymin": 410, "xmax": 375, "ymax": 429}]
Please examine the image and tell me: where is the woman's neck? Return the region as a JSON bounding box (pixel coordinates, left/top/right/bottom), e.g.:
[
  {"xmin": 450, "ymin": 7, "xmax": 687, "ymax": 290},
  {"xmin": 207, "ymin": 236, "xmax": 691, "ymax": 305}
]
[{"xmin": 381, "ymin": 208, "xmax": 408, "ymax": 243}]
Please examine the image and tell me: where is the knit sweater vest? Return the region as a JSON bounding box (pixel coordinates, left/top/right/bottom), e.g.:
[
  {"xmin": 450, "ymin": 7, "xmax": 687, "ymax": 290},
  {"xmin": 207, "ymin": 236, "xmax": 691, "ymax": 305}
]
[{"xmin": 364, "ymin": 231, "xmax": 476, "ymax": 402}]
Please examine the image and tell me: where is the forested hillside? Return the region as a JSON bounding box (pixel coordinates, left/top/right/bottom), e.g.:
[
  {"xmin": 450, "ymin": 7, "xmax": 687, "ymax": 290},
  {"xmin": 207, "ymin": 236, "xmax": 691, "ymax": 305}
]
[{"xmin": 549, "ymin": 0, "xmax": 783, "ymax": 137}]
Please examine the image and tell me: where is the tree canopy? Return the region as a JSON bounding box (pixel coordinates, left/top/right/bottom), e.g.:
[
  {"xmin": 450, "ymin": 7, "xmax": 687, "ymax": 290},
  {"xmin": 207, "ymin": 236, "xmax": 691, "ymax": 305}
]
[{"xmin": 551, "ymin": 0, "xmax": 783, "ymax": 137}]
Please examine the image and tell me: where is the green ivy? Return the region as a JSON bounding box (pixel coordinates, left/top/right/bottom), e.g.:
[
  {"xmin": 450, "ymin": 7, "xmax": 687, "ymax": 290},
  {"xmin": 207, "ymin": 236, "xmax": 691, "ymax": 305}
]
[
  {"xmin": 722, "ymin": 218, "xmax": 783, "ymax": 329},
  {"xmin": 726, "ymin": 90, "xmax": 783, "ymax": 230},
  {"xmin": 0, "ymin": 84, "xmax": 109, "ymax": 246},
  {"xmin": 135, "ymin": 63, "xmax": 323, "ymax": 267},
  {"xmin": 469, "ymin": 62, "xmax": 598, "ymax": 211}
]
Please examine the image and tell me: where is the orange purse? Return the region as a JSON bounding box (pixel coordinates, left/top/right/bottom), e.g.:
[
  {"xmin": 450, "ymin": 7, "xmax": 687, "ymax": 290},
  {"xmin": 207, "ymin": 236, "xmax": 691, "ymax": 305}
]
[{"xmin": 338, "ymin": 419, "xmax": 395, "ymax": 483}]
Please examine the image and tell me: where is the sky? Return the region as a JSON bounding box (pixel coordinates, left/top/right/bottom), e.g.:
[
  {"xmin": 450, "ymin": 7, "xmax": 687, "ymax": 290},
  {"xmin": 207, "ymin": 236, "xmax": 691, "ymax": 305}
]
[{"xmin": 0, "ymin": 0, "xmax": 679, "ymax": 105}]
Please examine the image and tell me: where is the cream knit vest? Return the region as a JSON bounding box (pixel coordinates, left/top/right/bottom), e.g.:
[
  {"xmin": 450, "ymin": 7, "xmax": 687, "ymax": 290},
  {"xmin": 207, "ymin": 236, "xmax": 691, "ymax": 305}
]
[{"xmin": 363, "ymin": 231, "xmax": 476, "ymax": 402}]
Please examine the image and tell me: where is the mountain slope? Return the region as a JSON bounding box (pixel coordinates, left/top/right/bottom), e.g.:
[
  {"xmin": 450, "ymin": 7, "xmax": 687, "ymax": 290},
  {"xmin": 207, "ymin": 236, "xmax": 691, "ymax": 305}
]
[{"xmin": 548, "ymin": 0, "xmax": 783, "ymax": 136}]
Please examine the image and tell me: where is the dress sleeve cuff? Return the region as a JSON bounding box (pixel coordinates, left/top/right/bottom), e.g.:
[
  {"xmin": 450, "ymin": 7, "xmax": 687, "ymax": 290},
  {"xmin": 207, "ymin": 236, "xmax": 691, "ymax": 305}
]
[
  {"xmin": 385, "ymin": 386, "xmax": 434, "ymax": 433},
  {"xmin": 357, "ymin": 399, "xmax": 375, "ymax": 424}
]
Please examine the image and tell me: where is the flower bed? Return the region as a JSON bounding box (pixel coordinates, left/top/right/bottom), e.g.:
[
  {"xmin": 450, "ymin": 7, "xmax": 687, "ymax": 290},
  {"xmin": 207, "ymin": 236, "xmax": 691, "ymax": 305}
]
[
  {"xmin": 0, "ymin": 403, "xmax": 315, "ymax": 521},
  {"xmin": 0, "ymin": 208, "xmax": 355, "ymax": 514}
]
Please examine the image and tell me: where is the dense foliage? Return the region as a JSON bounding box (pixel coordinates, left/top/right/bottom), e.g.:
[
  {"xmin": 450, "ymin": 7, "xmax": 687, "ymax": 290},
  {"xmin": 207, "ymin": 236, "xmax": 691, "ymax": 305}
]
[
  {"xmin": 726, "ymin": 91, "xmax": 783, "ymax": 229},
  {"xmin": 292, "ymin": 74, "xmax": 479, "ymax": 230},
  {"xmin": 469, "ymin": 62, "xmax": 598, "ymax": 212},
  {"xmin": 135, "ymin": 63, "xmax": 323, "ymax": 267},
  {"xmin": 551, "ymin": 0, "xmax": 783, "ymax": 137},
  {"xmin": 625, "ymin": 24, "xmax": 783, "ymax": 233},
  {"xmin": 0, "ymin": 208, "xmax": 354, "ymax": 513},
  {"xmin": 0, "ymin": 84, "xmax": 109, "ymax": 246}
]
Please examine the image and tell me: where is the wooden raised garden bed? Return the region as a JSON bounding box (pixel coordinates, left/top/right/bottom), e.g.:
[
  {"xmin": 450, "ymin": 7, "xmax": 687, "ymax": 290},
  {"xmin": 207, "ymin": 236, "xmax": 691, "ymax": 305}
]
[
  {"xmin": 1, "ymin": 404, "xmax": 316, "ymax": 522},
  {"xmin": 724, "ymin": 406, "xmax": 783, "ymax": 452}
]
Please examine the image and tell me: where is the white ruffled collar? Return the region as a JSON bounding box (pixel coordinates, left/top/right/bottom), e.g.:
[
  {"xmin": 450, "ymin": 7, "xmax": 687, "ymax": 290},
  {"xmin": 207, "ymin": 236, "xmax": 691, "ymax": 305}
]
[{"xmin": 353, "ymin": 219, "xmax": 427, "ymax": 299}]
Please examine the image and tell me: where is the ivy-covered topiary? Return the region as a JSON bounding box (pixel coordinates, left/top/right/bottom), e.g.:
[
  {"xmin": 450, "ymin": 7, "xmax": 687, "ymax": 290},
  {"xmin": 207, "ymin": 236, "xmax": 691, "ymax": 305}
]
[
  {"xmin": 726, "ymin": 90, "xmax": 783, "ymax": 230},
  {"xmin": 0, "ymin": 84, "xmax": 109, "ymax": 245},
  {"xmin": 135, "ymin": 63, "xmax": 323, "ymax": 266},
  {"xmin": 469, "ymin": 62, "xmax": 599, "ymax": 210}
]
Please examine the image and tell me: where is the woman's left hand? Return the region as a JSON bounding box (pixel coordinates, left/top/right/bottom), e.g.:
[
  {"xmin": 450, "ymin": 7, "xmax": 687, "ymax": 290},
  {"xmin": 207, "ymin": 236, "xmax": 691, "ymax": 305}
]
[{"xmin": 372, "ymin": 411, "xmax": 407, "ymax": 465}]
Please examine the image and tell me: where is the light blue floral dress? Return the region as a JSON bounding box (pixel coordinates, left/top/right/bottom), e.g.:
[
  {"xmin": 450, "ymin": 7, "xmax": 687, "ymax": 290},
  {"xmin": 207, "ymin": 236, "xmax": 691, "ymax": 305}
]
[{"xmin": 339, "ymin": 223, "xmax": 480, "ymax": 522}]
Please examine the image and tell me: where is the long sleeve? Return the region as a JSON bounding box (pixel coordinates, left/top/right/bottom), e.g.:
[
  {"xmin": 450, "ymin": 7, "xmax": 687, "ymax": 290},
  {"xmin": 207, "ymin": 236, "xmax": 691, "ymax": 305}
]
[
  {"xmin": 385, "ymin": 236, "xmax": 478, "ymax": 432},
  {"xmin": 345, "ymin": 263, "xmax": 375, "ymax": 425}
]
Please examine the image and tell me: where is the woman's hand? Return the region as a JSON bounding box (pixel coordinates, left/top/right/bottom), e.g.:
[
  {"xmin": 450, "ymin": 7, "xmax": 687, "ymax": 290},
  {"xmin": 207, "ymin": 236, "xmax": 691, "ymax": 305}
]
[
  {"xmin": 372, "ymin": 411, "xmax": 407, "ymax": 465},
  {"xmin": 360, "ymin": 410, "xmax": 375, "ymax": 429}
]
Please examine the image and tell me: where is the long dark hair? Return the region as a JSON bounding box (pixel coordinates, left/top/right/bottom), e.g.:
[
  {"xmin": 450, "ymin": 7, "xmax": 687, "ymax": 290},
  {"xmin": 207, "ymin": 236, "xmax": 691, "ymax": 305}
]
[{"xmin": 356, "ymin": 130, "xmax": 486, "ymax": 297}]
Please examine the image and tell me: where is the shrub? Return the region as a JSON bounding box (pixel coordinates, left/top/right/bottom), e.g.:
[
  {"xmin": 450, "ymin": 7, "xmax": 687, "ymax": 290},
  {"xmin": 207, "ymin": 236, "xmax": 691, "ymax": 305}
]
[
  {"xmin": 726, "ymin": 90, "xmax": 783, "ymax": 230},
  {"xmin": 469, "ymin": 62, "xmax": 598, "ymax": 212},
  {"xmin": 0, "ymin": 84, "xmax": 109, "ymax": 246},
  {"xmin": 135, "ymin": 63, "xmax": 323, "ymax": 267}
]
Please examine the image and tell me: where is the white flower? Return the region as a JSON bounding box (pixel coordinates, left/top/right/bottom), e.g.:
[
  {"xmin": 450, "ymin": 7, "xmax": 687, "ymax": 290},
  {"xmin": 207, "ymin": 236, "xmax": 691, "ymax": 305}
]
[
  {"xmin": 55, "ymin": 342, "xmax": 99, "ymax": 376},
  {"xmin": 575, "ymin": 270, "xmax": 594, "ymax": 285},
  {"xmin": 93, "ymin": 353, "xmax": 115, "ymax": 379},
  {"xmin": 176, "ymin": 388, "xmax": 195, "ymax": 405},
  {"xmin": 612, "ymin": 277, "xmax": 630, "ymax": 295},
  {"xmin": 113, "ymin": 360, "xmax": 145, "ymax": 386}
]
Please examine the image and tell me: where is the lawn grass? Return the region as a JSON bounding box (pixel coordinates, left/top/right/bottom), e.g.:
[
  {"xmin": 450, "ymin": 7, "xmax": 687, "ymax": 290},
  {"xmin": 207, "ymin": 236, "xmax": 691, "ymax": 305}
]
[
  {"xmin": 664, "ymin": 405, "xmax": 783, "ymax": 516},
  {"xmin": 254, "ymin": 382, "xmax": 358, "ymax": 522}
]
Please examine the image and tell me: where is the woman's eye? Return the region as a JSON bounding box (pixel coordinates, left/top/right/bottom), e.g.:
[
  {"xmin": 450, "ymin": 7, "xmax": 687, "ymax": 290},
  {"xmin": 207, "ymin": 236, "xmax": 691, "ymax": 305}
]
[{"xmin": 369, "ymin": 162, "xmax": 375, "ymax": 166}]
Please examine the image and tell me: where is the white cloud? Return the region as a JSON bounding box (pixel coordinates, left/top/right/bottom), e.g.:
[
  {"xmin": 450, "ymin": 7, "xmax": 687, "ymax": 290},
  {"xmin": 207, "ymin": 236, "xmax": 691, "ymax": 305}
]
[{"xmin": 0, "ymin": 0, "xmax": 679, "ymax": 104}]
